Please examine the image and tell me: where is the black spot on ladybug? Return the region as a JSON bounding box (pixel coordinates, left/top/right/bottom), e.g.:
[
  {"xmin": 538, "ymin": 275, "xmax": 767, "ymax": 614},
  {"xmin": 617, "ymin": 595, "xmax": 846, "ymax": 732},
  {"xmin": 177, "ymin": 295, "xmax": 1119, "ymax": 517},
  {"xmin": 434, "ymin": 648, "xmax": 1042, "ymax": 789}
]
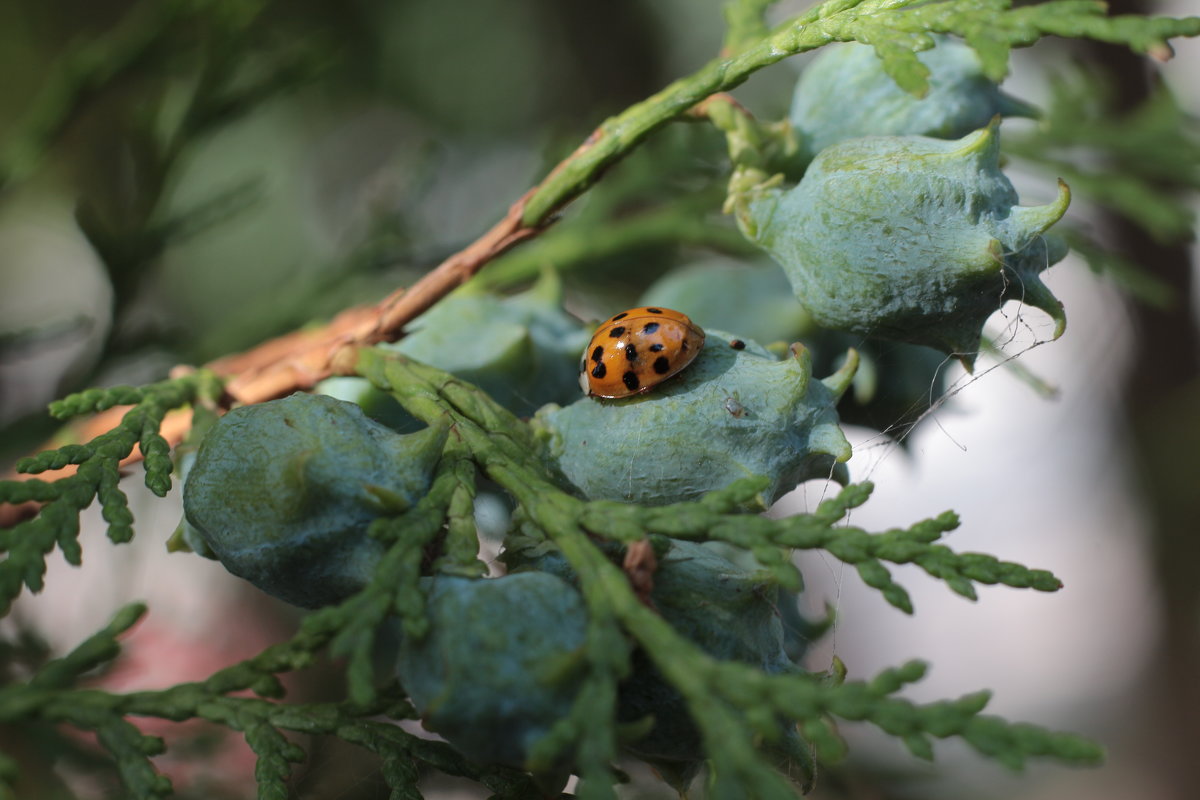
[
  {"xmin": 646, "ymin": 308, "xmax": 663, "ymax": 314},
  {"xmin": 649, "ymin": 343, "xmax": 665, "ymax": 352},
  {"xmin": 730, "ymin": 339, "xmax": 746, "ymax": 350},
  {"xmin": 642, "ymin": 322, "xmax": 660, "ymax": 334},
  {"xmin": 611, "ymin": 312, "xmax": 628, "ymax": 321},
  {"xmin": 653, "ymin": 356, "xmax": 670, "ymax": 374},
  {"xmin": 681, "ymin": 341, "xmax": 689, "ymax": 351},
  {"xmin": 591, "ymin": 345, "xmax": 604, "ymax": 362},
  {"xmin": 591, "ymin": 363, "xmax": 607, "ymax": 379},
  {"xmin": 609, "ymin": 326, "xmax": 626, "ymax": 338},
  {"xmin": 625, "ymin": 344, "xmax": 637, "ymax": 361},
  {"xmin": 622, "ymin": 371, "xmax": 640, "ymax": 391}
]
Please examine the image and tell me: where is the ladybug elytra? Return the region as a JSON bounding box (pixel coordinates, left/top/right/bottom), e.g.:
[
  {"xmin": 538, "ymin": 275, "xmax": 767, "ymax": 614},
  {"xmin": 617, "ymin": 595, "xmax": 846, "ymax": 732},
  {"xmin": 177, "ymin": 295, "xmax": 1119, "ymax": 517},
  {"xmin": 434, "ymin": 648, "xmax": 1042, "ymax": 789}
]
[{"xmin": 579, "ymin": 307, "xmax": 705, "ymax": 398}]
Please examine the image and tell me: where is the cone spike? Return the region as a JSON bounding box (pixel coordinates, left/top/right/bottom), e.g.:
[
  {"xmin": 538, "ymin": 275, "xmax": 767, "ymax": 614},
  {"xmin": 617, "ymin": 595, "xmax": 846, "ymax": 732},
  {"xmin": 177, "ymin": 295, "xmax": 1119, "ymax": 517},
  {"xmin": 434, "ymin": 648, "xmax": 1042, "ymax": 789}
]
[
  {"xmin": 1015, "ymin": 274, "xmax": 1068, "ymax": 340},
  {"xmin": 783, "ymin": 341, "xmax": 814, "ymax": 393},
  {"xmin": 948, "ymin": 116, "xmax": 1001, "ymax": 164},
  {"xmin": 788, "ymin": 342, "xmax": 814, "ymax": 374},
  {"xmin": 996, "ymin": 91, "xmax": 1041, "ymax": 121},
  {"xmin": 810, "ymin": 422, "xmax": 853, "ymax": 464},
  {"xmin": 1009, "ymin": 179, "xmax": 1071, "ymax": 239},
  {"xmin": 821, "ymin": 348, "xmax": 860, "ymax": 399}
]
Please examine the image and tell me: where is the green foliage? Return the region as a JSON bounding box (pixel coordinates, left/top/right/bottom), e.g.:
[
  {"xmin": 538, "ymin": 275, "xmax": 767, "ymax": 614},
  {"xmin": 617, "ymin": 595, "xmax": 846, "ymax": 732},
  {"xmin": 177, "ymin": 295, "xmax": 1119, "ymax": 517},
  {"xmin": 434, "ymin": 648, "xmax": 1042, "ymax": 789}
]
[
  {"xmin": 0, "ymin": 370, "xmax": 222, "ymax": 614},
  {"xmin": 327, "ymin": 448, "xmax": 473, "ymax": 705},
  {"xmin": 2, "ymin": 0, "xmax": 1197, "ymax": 797},
  {"xmin": 0, "ymin": 351, "xmax": 1108, "ymax": 798},
  {"xmin": 1, "ymin": 344, "xmax": 1092, "ymax": 795},
  {"xmin": 520, "ymin": 0, "xmax": 1200, "ymax": 226},
  {"xmin": 0, "ymin": 598, "xmax": 544, "ymax": 799},
  {"xmin": 356, "ymin": 349, "xmax": 1100, "ymax": 796}
]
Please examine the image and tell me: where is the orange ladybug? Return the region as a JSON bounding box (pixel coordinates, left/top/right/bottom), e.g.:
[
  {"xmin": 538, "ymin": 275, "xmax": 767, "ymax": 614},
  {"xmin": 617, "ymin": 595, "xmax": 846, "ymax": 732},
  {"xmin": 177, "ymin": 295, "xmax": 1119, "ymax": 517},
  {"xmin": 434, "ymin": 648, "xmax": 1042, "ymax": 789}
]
[{"xmin": 579, "ymin": 307, "xmax": 705, "ymax": 398}]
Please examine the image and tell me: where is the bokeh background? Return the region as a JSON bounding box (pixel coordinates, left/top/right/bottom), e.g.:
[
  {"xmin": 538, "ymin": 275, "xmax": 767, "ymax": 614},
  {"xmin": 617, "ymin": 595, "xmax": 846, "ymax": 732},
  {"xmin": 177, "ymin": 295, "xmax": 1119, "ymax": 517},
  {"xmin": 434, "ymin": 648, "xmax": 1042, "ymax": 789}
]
[{"xmin": 1, "ymin": 0, "xmax": 1197, "ymax": 798}]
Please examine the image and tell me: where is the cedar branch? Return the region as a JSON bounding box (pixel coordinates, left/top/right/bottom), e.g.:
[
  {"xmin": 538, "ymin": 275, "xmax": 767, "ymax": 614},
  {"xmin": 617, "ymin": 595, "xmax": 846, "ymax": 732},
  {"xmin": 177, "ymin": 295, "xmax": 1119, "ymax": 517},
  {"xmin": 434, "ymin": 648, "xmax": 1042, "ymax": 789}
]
[{"xmin": 6, "ymin": 0, "xmax": 1199, "ymax": 529}]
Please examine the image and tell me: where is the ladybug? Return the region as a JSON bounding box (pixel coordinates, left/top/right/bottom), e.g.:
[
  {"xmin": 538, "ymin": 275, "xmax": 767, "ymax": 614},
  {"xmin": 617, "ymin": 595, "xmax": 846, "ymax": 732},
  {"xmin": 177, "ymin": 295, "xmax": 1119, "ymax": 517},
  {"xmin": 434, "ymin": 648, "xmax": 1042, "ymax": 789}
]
[{"xmin": 579, "ymin": 307, "xmax": 705, "ymax": 398}]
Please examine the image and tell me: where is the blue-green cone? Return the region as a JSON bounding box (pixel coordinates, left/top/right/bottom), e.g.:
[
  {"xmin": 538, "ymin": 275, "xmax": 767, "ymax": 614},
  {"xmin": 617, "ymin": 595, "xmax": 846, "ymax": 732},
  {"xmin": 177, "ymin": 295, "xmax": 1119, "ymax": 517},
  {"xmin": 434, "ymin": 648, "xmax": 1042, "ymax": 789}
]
[
  {"xmin": 388, "ymin": 271, "xmax": 590, "ymax": 418},
  {"xmin": 321, "ymin": 273, "xmax": 591, "ymax": 432},
  {"xmin": 748, "ymin": 123, "xmax": 1070, "ymax": 365},
  {"xmin": 635, "ymin": 259, "xmax": 951, "ymax": 437},
  {"xmin": 790, "ymin": 37, "xmax": 1038, "ymax": 165},
  {"xmin": 395, "ymin": 573, "xmax": 588, "ymax": 771},
  {"xmin": 534, "ymin": 332, "xmax": 856, "ymax": 508},
  {"xmin": 183, "ymin": 393, "xmax": 446, "ymax": 608},
  {"xmin": 506, "ymin": 538, "xmax": 815, "ymax": 791}
]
